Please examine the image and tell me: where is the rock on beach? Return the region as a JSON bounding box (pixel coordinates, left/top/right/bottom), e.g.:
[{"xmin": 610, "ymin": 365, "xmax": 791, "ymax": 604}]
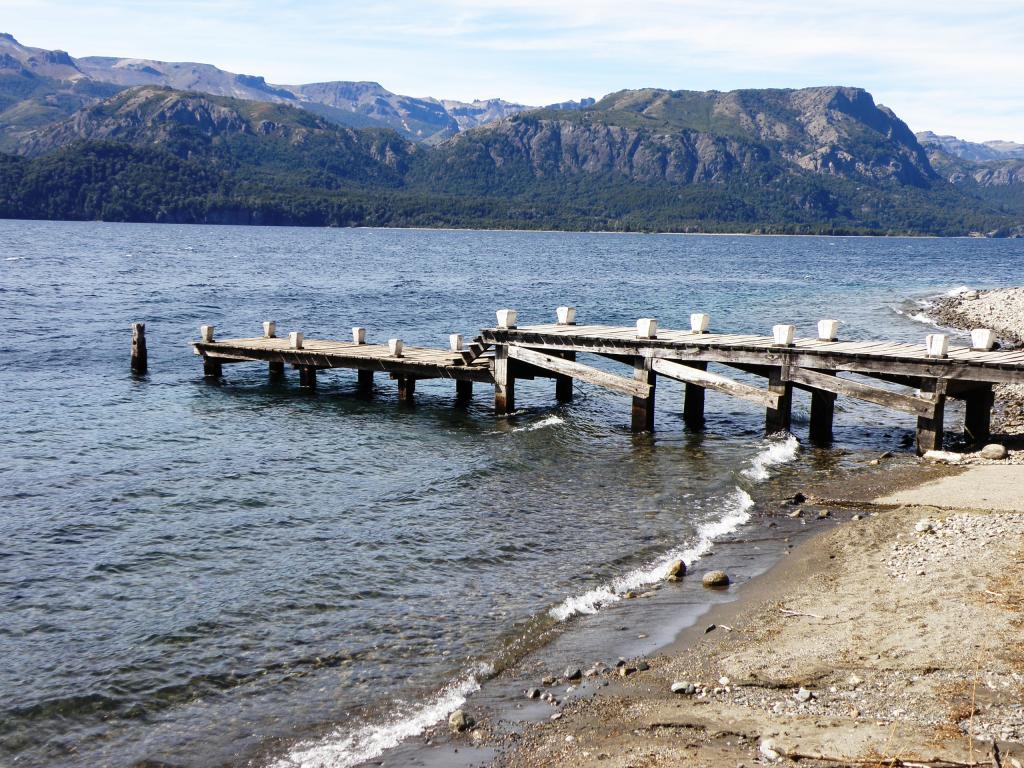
[{"xmin": 702, "ymin": 570, "xmax": 730, "ymax": 588}]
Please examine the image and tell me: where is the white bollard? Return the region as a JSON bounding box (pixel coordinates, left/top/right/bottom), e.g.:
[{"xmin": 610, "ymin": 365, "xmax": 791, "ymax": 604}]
[
  {"xmin": 772, "ymin": 324, "xmax": 796, "ymax": 346},
  {"xmin": 817, "ymin": 319, "xmax": 839, "ymax": 341},
  {"xmin": 200, "ymin": 325, "xmax": 215, "ymax": 342},
  {"xmin": 496, "ymin": 309, "xmax": 518, "ymax": 329},
  {"xmin": 926, "ymin": 333, "xmax": 949, "ymax": 357},
  {"xmin": 556, "ymin": 306, "xmax": 577, "ymax": 325},
  {"xmin": 971, "ymin": 328, "xmax": 996, "ymax": 351},
  {"xmin": 636, "ymin": 318, "xmax": 658, "ymax": 339},
  {"xmin": 262, "ymin": 321, "xmax": 276, "ymax": 339},
  {"xmin": 289, "ymin": 331, "xmax": 303, "ymax": 350},
  {"xmin": 449, "ymin": 333, "xmax": 463, "ymax": 352},
  {"xmin": 388, "ymin": 338, "xmax": 404, "ymax": 357},
  {"xmin": 352, "ymin": 327, "xmax": 366, "ymax": 345},
  {"xmin": 690, "ymin": 313, "xmax": 710, "ymax": 333}
]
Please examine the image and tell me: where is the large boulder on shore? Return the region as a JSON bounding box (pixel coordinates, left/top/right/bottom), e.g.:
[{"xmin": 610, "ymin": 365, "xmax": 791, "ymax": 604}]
[
  {"xmin": 980, "ymin": 443, "xmax": 1008, "ymax": 460},
  {"xmin": 702, "ymin": 570, "xmax": 730, "ymax": 588}
]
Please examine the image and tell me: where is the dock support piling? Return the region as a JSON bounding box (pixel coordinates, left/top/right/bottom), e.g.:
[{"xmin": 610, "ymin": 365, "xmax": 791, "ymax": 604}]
[
  {"xmin": 963, "ymin": 383, "xmax": 993, "ymax": 445},
  {"xmin": 808, "ymin": 372, "xmax": 837, "ymax": 444},
  {"xmin": 682, "ymin": 362, "xmax": 707, "ymax": 430},
  {"xmin": 555, "ymin": 351, "xmax": 575, "ymax": 402},
  {"xmin": 631, "ymin": 357, "xmax": 656, "ymax": 432},
  {"xmin": 203, "ymin": 358, "xmax": 223, "ymax": 378},
  {"xmin": 397, "ymin": 376, "xmax": 416, "ymax": 403},
  {"xmin": 269, "ymin": 361, "xmax": 285, "ymax": 377},
  {"xmin": 357, "ymin": 369, "xmax": 374, "ymax": 397},
  {"xmin": 766, "ymin": 366, "xmax": 793, "ymax": 434},
  {"xmin": 494, "ymin": 344, "xmax": 515, "ymax": 415},
  {"xmin": 456, "ymin": 379, "xmax": 473, "ymax": 402},
  {"xmin": 299, "ymin": 366, "xmax": 317, "ymax": 389},
  {"xmin": 131, "ymin": 322, "xmax": 148, "ymax": 375},
  {"xmin": 915, "ymin": 378, "xmax": 947, "ymax": 454}
]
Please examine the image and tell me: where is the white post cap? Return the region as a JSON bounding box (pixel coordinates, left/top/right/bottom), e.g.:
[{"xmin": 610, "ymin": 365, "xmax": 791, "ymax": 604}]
[
  {"xmin": 449, "ymin": 333, "xmax": 463, "ymax": 352},
  {"xmin": 496, "ymin": 309, "xmax": 518, "ymax": 329},
  {"xmin": 556, "ymin": 306, "xmax": 577, "ymax": 325},
  {"xmin": 926, "ymin": 333, "xmax": 949, "ymax": 357},
  {"xmin": 971, "ymin": 328, "xmax": 996, "ymax": 351},
  {"xmin": 636, "ymin": 318, "xmax": 658, "ymax": 339},
  {"xmin": 262, "ymin": 321, "xmax": 276, "ymax": 338},
  {"xmin": 289, "ymin": 331, "xmax": 303, "ymax": 349},
  {"xmin": 817, "ymin": 319, "xmax": 839, "ymax": 341},
  {"xmin": 772, "ymin": 324, "xmax": 796, "ymax": 346},
  {"xmin": 200, "ymin": 325, "xmax": 215, "ymax": 342},
  {"xmin": 388, "ymin": 338, "xmax": 404, "ymax": 357},
  {"xmin": 690, "ymin": 313, "xmax": 710, "ymax": 333},
  {"xmin": 352, "ymin": 327, "xmax": 366, "ymax": 345}
]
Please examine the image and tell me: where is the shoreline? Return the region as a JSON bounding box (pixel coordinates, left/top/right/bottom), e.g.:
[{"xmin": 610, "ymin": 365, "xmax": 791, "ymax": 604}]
[{"xmin": 478, "ymin": 461, "xmax": 1024, "ymax": 767}]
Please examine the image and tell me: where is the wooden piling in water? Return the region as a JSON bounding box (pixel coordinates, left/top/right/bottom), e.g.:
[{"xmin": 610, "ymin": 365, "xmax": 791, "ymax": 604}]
[
  {"xmin": 555, "ymin": 307, "xmax": 576, "ymax": 402},
  {"xmin": 765, "ymin": 366, "xmax": 792, "ymax": 434},
  {"xmin": 456, "ymin": 379, "xmax": 473, "ymax": 401},
  {"xmin": 682, "ymin": 362, "xmax": 707, "ymax": 430},
  {"xmin": 915, "ymin": 378, "xmax": 946, "ymax": 453},
  {"xmin": 357, "ymin": 369, "xmax": 374, "ymax": 396},
  {"xmin": 963, "ymin": 384, "xmax": 994, "ymax": 445},
  {"xmin": 631, "ymin": 357, "xmax": 656, "ymax": 432},
  {"xmin": 494, "ymin": 344, "xmax": 515, "ymax": 414},
  {"xmin": 299, "ymin": 366, "xmax": 317, "ymax": 389},
  {"xmin": 397, "ymin": 376, "xmax": 416, "ymax": 402},
  {"xmin": 131, "ymin": 322, "xmax": 148, "ymax": 375}
]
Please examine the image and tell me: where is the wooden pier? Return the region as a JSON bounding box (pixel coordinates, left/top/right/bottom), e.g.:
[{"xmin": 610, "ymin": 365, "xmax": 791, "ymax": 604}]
[{"xmin": 190, "ymin": 310, "xmax": 1024, "ymax": 454}]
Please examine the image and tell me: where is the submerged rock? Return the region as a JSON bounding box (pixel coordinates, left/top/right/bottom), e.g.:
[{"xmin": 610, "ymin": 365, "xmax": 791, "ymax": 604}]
[
  {"xmin": 666, "ymin": 559, "xmax": 687, "ymax": 580},
  {"xmin": 526, "ymin": 687, "xmax": 541, "ymax": 700},
  {"xmin": 702, "ymin": 570, "xmax": 730, "ymax": 588},
  {"xmin": 563, "ymin": 666, "xmax": 582, "ymax": 681}
]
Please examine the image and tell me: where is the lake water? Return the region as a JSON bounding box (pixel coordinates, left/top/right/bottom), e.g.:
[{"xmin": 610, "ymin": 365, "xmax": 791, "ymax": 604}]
[{"xmin": 1, "ymin": 221, "xmax": 1021, "ymax": 768}]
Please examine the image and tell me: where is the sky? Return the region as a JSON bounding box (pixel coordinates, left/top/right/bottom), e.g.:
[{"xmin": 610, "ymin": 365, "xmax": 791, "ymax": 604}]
[{"xmin": 2, "ymin": 0, "xmax": 1022, "ymax": 141}]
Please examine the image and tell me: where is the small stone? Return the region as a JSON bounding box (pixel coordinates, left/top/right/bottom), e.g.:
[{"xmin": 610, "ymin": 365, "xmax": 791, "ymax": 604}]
[
  {"xmin": 550, "ymin": 712, "xmax": 562, "ymax": 721},
  {"xmin": 794, "ymin": 687, "xmax": 813, "ymax": 703},
  {"xmin": 817, "ymin": 509, "xmax": 830, "ymax": 519},
  {"xmin": 847, "ymin": 674, "xmax": 863, "ymax": 688},
  {"xmin": 618, "ymin": 666, "xmax": 635, "ymax": 677},
  {"xmin": 788, "ymin": 509, "xmax": 802, "ymax": 518},
  {"xmin": 760, "ymin": 738, "xmax": 781, "ymax": 761},
  {"xmin": 526, "ymin": 688, "xmax": 541, "ymax": 700},
  {"xmin": 719, "ymin": 676, "xmax": 730, "ymax": 685},
  {"xmin": 666, "ymin": 559, "xmax": 687, "ymax": 579},
  {"xmin": 922, "ymin": 450, "xmax": 963, "ymax": 464},
  {"xmin": 792, "ymin": 492, "xmax": 806, "ymax": 504},
  {"xmin": 635, "ymin": 661, "xmax": 650, "ymax": 672},
  {"xmin": 915, "ymin": 519, "xmax": 934, "ymax": 533},
  {"xmin": 703, "ymin": 570, "xmax": 730, "ymax": 587},
  {"xmin": 563, "ymin": 666, "xmax": 582, "ymax": 681},
  {"xmin": 542, "ymin": 676, "xmax": 556, "ymax": 686},
  {"xmin": 852, "ymin": 514, "xmax": 863, "ymax": 521},
  {"xmin": 448, "ymin": 709, "xmax": 474, "ymax": 733},
  {"xmin": 980, "ymin": 443, "xmax": 1008, "ymax": 460},
  {"xmin": 704, "ymin": 623, "xmax": 717, "ymax": 633},
  {"xmin": 671, "ymin": 681, "xmax": 692, "ymax": 694}
]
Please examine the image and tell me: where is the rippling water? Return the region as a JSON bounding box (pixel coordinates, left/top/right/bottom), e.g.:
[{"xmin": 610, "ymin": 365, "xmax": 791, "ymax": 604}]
[{"xmin": 1, "ymin": 221, "xmax": 1021, "ymax": 768}]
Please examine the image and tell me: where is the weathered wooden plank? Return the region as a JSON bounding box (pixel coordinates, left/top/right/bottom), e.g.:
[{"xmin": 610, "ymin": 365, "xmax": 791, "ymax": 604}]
[
  {"xmin": 650, "ymin": 358, "xmax": 781, "ymax": 408},
  {"xmin": 508, "ymin": 345, "xmax": 651, "ymax": 398},
  {"xmin": 786, "ymin": 366, "xmax": 937, "ymax": 417}
]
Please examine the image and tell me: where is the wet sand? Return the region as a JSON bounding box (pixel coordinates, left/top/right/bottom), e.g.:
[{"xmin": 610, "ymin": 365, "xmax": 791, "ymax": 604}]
[{"xmin": 443, "ymin": 462, "xmax": 1024, "ymax": 768}]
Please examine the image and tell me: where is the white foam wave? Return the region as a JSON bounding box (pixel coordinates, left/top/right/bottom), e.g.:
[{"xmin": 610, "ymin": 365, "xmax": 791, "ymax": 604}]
[
  {"xmin": 512, "ymin": 415, "xmax": 565, "ymax": 433},
  {"xmin": 4, "ymin": 256, "xmax": 22, "ymax": 261},
  {"xmin": 548, "ymin": 487, "xmax": 755, "ymax": 621},
  {"xmin": 272, "ymin": 664, "xmax": 491, "ymax": 768},
  {"xmin": 944, "ymin": 285, "xmax": 975, "ymax": 297},
  {"xmin": 741, "ymin": 433, "xmax": 800, "ymax": 481}
]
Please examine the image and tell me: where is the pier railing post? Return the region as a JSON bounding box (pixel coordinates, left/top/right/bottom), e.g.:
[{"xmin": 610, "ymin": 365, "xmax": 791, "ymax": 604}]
[
  {"xmin": 766, "ymin": 365, "xmax": 793, "ymax": 434},
  {"xmin": 555, "ymin": 306, "xmax": 576, "ymax": 402},
  {"xmin": 963, "ymin": 383, "xmax": 993, "ymax": 445},
  {"xmin": 682, "ymin": 362, "xmax": 707, "ymax": 430},
  {"xmin": 808, "ymin": 373, "xmax": 837, "ymax": 444},
  {"xmin": 632, "ymin": 357, "xmax": 656, "ymax": 432},
  {"xmin": 131, "ymin": 322, "xmax": 148, "ymax": 375},
  {"xmin": 916, "ymin": 378, "xmax": 947, "ymax": 454}
]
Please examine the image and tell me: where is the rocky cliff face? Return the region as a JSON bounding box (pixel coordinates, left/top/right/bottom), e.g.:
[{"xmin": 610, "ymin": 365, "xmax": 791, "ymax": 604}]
[{"xmin": 433, "ymin": 86, "xmax": 936, "ymax": 188}]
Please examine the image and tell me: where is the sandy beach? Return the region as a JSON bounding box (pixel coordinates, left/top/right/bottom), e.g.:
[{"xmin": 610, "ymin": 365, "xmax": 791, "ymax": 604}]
[{"xmin": 481, "ymin": 463, "xmax": 1024, "ymax": 768}]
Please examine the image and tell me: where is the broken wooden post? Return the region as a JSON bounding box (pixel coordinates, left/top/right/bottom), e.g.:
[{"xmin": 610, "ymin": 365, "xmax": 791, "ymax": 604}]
[
  {"xmin": 449, "ymin": 334, "xmax": 463, "ymax": 352},
  {"xmin": 555, "ymin": 306, "xmax": 576, "ymax": 402},
  {"xmin": 496, "ymin": 309, "xmax": 518, "ymax": 329},
  {"xmin": 690, "ymin": 313, "xmax": 710, "ymax": 334},
  {"xmin": 353, "ymin": 327, "xmax": 366, "ymax": 345},
  {"xmin": 682, "ymin": 361, "xmax": 707, "ymax": 430},
  {"xmin": 289, "ymin": 331, "xmax": 303, "ymax": 350},
  {"xmin": 456, "ymin": 379, "xmax": 473, "ymax": 402},
  {"xmin": 772, "ymin": 324, "xmax": 795, "ymax": 347},
  {"xmin": 817, "ymin": 319, "xmax": 839, "ymax": 341},
  {"xmin": 357, "ymin": 368, "xmax": 374, "ymax": 396},
  {"xmin": 388, "ymin": 339, "xmax": 404, "ymax": 358},
  {"xmin": 766, "ymin": 366, "xmax": 793, "ymax": 434},
  {"xmin": 632, "ymin": 357, "xmax": 656, "ymax": 432},
  {"xmin": 131, "ymin": 322, "xmax": 148, "ymax": 375},
  {"xmin": 494, "ymin": 343, "xmax": 515, "ymax": 415},
  {"xmin": 200, "ymin": 325, "xmax": 215, "ymax": 343},
  {"xmin": 299, "ymin": 366, "xmax": 317, "ymax": 389},
  {"xmin": 971, "ymin": 329, "xmax": 996, "ymax": 351},
  {"xmin": 916, "ymin": 378, "xmax": 947, "ymax": 453},
  {"xmin": 397, "ymin": 376, "xmax": 416, "ymax": 403},
  {"xmin": 808, "ymin": 371, "xmax": 837, "ymax": 444},
  {"xmin": 636, "ymin": 318, "xmax": 658, "ymax": 339},
  {"xmin": 263, "ymin": 321, "xmax": 276, "ymax": 338},
  {"xmin": 963, "ymin": 383, "xmax": 994, "ymax": 445}
]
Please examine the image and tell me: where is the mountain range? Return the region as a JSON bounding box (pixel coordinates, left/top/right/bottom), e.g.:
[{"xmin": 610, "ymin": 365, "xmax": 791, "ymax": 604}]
[{"xmin": 1, "ymin": 33, "xmax": 1022, "ymax": 236}]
